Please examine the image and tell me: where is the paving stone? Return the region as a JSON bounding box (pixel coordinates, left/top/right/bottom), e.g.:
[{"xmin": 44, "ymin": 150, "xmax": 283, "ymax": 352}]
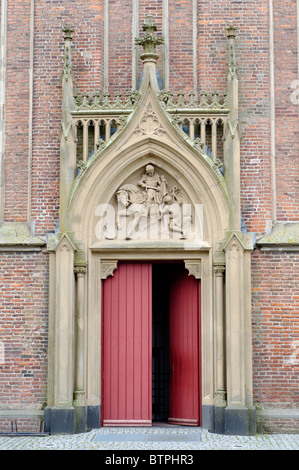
[
  {"xmin": 0, "ymin": 427, "xmax": 299, "ymax": 450},
  {"xmin": 93, "ymin": 433, "xmax": 201, "ymax": 442}
]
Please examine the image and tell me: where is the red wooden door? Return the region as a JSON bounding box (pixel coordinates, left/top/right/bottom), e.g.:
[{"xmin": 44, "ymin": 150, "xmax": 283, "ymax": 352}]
[
  {"xmin": 102, "ymin": 262, "xmax": 152, "ymax": 426},
  {"xmin": 168, "ymin": 265, "xmax": 201, "ymax": 426}
]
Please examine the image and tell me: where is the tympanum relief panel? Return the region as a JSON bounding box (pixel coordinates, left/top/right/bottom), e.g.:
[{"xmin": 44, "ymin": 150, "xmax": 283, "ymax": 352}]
[{"xmin": 93, "ymin": 164, "xmax": 204, "ymax": 243}]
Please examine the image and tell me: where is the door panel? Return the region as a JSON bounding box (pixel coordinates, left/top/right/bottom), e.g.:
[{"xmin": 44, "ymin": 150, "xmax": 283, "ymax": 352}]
[
  {"xmin": 102, "ymin": 262, "xmax": 152, "ymax": 426},
  {"xmin": 168, "ymin": 265, "xmax": 200, "ymax": 426}
]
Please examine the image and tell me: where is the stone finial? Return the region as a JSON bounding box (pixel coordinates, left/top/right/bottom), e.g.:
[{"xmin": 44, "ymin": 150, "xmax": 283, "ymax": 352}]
[
  {"xmin": 62, "ymin": 26, "xmax": 74, "ymax": 86},
  {"xmin": 63, "ymin": 24, "xmax": 74, "ymax": 41},
  {"xmin": 226, "ymin": 22, "xmax": 237, "ymax": 39},
  {"xmin": 142, "ymin": 13, "xmax": 157, "ymax": 33},
  {"xmin": 62, "ymin": 25, "xmax": 74, "ymax": 83},
  {"xmin": 226, "ymin": 22, "xmax": 238, "ymax": 74},
  {"xmin": 135, "ymin": 14, "xmax": 164, "ymax": 59}
]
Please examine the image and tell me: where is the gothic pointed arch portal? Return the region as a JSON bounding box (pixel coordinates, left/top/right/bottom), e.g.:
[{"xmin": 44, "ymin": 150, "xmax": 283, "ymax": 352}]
[{"xmin": 45, "ymin": 17, "xmax": 256, "ymax": 436}]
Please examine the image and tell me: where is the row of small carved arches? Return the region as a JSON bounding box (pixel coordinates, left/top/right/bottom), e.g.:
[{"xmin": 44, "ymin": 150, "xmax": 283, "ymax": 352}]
[
  {"xmin": 73, "ymin": 116, "xmax": 226, "ymax": 162},
  {"xmin": 180, "ymin": 116, "xmax": 226, "ymax": 129},
  {"xmin": 74, "ymin": 116, "xmax": 226, "ymax": 136},
  {"xmin": 74, "ymin": 118, "xmax": 119, "ymax": 162},
  {"xmin": 180, "ymin": 117, "xmax": 226, "ymax": 161},
  {"xmin": 75, "ymin": 118, "xmax": 119, "ymax": 138}
]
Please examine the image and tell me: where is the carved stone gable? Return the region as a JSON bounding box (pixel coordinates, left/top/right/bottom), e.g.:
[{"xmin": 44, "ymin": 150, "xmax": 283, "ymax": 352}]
[{"xmin": 55, "ymin": 233, "xmax": 76, "ymax": 253}]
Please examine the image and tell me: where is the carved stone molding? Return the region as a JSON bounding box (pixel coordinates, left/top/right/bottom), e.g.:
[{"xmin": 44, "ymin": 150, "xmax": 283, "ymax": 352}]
[
  {"xmin": 55, "ymin": 233, "xmax": 76, "ymax": 254},
  {"xmin": 134, "ymin": 103, "xmax": 166, "ymax": 137},
  {"xmin": 228, "ymin": 239, "xmax": 241, "ymax": 252},
  {"xmin": 100, "ymin": 260, "xmax": 118, "ymax": 279},
  {"xmin": 184, "ymin": 260, "xmax": 201, "ymax": 279},
  {"xmin": 57, "ymin": 241, "xmax": 72, "ymax": 252}
]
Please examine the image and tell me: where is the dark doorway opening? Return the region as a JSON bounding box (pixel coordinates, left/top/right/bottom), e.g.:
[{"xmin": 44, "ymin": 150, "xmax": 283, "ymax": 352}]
[{"xmin": 152, "ymin": 263, "xmax": 177, "ymax": 422}]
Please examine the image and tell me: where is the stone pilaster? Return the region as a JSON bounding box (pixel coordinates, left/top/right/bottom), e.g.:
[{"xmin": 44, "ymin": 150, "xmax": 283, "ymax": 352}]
[
  {"xmin": 223, "ymin": 233, "xmax": 256, "ymax": 435},
  {"xmin": 44, "ymin": 233, "xmax": 76, "ymax": 434}
]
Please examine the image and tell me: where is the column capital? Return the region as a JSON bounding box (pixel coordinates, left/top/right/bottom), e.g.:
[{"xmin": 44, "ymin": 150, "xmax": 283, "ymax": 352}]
[
  {"xmin": 74, "ymin": 265, "xmax": 87, "ymax": 276},
  {"xmin": 214, "ymin": 265, "xmax": 225, "ymax": 276}
]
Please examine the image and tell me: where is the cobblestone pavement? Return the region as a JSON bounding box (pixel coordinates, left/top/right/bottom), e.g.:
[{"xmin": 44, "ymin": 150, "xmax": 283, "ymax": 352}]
[{"xmin": 0, "ymin": 426, "xmax": 299, "ymax": 451}]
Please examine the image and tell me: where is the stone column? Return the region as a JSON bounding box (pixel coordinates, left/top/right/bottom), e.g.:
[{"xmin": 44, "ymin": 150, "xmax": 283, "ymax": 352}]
[
  {"xmin": 214, "ymin": 265, "xmax": 226, "ymax": 433},
  {"xmin": 73, "ymin": 264, "xmax": 87, "ymax": 433}
]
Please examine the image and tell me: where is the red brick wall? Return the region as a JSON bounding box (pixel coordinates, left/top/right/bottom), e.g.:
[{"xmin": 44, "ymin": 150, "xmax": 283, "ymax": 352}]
[
  {"xmin": 1, "ymin": 0, "xmax": 298, "ymax": 432},
  {"xmin": 0, "ymin": 417, "xmax": 42, "ymax": 434},
  {"xmin": 30, "ymin": 0, "xmax": 105, "ymax": 234},
  {"xmin": 169, "ymin": 0, "xmax": 194, "ymax": 94},
  {"xmin": 4, "ymin": 1, "xmax": 298, "ymax": 234},
  {"xmin": 4, "ymin": 0, "xmax": 31, "ymax": 222},
  {"xmin": 108, "ymin": 0, "xmax": 133, "ymax": 96},
  {"xmin": 197, "ymin": 0, "xmax": 274, "ymax": 234},
  {"xmin": 273, "ymin": 1, "xmax": 299, "ymax": 222},
  {"xmin": 0, "ymin": 252, "xmax": 49, "ymax": 409},
  {"xmin": 252, "ymin": 251, "xmax": 299, "ymax": 408}
]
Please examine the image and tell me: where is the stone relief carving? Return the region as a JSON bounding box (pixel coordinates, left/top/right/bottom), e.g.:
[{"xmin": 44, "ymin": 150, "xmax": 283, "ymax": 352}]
[{"xmin": 109, "ymin": 164, "xmax": 198, "ymax": 241}]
